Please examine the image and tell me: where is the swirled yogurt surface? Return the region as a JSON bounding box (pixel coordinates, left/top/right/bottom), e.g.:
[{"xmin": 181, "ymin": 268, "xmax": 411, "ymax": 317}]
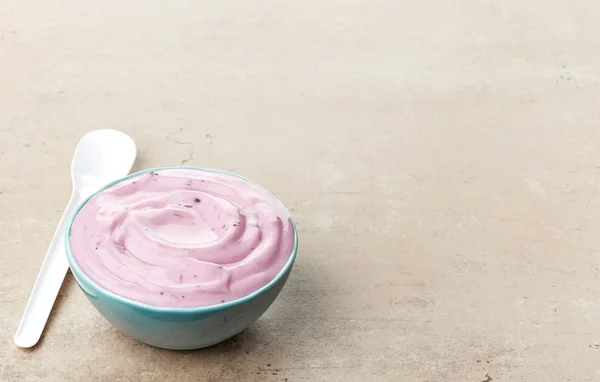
[{"xmin": 69, "ymin": 168, "xmax": 295, "ymax": 308}]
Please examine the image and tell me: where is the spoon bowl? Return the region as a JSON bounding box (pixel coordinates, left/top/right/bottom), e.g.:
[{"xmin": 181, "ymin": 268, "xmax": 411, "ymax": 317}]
[{"xmin": 72, "ymin": 129, "xmax": 136, "ymax": 189}]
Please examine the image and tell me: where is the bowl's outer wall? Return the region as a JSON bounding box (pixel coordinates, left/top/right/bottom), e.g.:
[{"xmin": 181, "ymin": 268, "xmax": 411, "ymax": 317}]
[{"xmin": 72, "ymin": 265, "xmax": 292, "ymax": 350}]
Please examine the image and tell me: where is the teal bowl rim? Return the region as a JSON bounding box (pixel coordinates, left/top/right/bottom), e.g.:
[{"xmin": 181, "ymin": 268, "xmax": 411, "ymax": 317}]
[{"xmin": 65, "ymin": 166, "xmax": 298, "ymax": 315}]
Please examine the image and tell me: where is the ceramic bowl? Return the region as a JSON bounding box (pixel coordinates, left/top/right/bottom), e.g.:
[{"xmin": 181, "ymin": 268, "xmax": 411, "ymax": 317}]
[{"xmin": 65, "ymin": 166, "xmax": 298, "ymax": 350}]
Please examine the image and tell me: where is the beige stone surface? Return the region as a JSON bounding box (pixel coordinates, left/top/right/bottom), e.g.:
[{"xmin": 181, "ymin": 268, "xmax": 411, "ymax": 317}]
[{"xmin": 2, "ymin": 0, "xmax": 600, "ymax": 381}]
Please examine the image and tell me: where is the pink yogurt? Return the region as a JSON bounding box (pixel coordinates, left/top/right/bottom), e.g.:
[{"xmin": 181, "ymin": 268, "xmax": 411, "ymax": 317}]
[{"xmin": 69, "ymin": 168, "xmax": 295, "ymax": 308}]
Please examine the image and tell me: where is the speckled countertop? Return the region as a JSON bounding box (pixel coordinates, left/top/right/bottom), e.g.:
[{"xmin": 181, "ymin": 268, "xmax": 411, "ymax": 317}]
[{"xmin": 2, "ymin": 1, "xmax": 600, "ymax": 381}]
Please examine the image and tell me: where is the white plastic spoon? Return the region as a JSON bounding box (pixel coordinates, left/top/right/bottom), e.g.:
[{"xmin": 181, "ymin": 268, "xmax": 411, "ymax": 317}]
[{"xmin": 14, "ymin": 129, "xmax": 137, "ymax": 348}]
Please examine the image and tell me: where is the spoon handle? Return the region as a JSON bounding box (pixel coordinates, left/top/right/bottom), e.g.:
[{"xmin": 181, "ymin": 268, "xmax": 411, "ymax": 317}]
[{"xmin": 14, "ymin": 191, "xmax": 84, "ymax": 348}]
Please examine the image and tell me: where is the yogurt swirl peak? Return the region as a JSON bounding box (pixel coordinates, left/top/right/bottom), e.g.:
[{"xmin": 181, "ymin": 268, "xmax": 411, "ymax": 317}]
[{"xmin": 69, "ymin": 168, "xmax": 296, "ymax": 308}]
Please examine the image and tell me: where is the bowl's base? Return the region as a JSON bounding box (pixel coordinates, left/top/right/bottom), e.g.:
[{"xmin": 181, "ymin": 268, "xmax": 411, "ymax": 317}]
[{"xmin": 137, "ymin": 331, "xmax": 245, "ymax": 351}]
